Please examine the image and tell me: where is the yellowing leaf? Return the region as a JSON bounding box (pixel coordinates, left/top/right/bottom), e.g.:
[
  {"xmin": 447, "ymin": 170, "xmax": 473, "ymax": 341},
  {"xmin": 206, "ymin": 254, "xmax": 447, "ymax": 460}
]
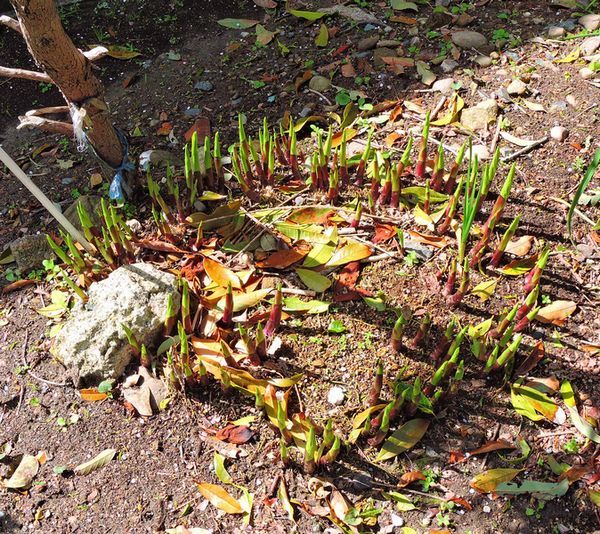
[
  {"xmin": 213, "ymin": 453, "xmax": 233, "ymax": 484},
  {"xmin": 511, "ymin": 383, "xmax": 566, "ymax": 424},
  {"xmin": 326, "ymin": 240, "xmax": 371, "ymax": 266},
  {"xmin": 74, "ymin": 448, "xmax": 116, "ymax": 476},
  {"xmin": 560, "ymin": 381, "xmax": 600, "ymax": 444},
  {"xmin": 470, "ymin": 468, "xmax": 521, "ymax": 493},
  {"xmin": 105, "ymin": 45, "xmax": 141, "ymax": 60},
  {"xmin": 413, "ymin": 205, "xmax": 434, "ymax": 230},
  {"xmin": 3, "ymin": 454, "xmax": 39, "ymax": 489},
  {"xmin": 217, "ymin": 288, "xmax": 271, "ymax": 313},
  {"xmin": 522, "ymin": 100, "xmax": 546, "ymax": 113},
  {"xmin": 470, "ymin": 279, "xmax": 498, "ymax": 302},
  {"xmin": 197, "ymin": 482, "xmax": 244, "ymax": 514},
  {"xmin": 536, "ymin": 300, "xmax": 576, "ymax": 326},
  {"xmin": 295, "ymin": 268, "xmax": 332, "ymax": 292},
  {"xmin": 555, "ymin": 47, "xmax": 580, "ymax": 63},
  {"xmin": 204, "ymin": 257, "xmax": 242, "ymax": 289},
  {"xmin": 376, "ymin": 419, "xmax": 430, "ymax": 462},
  {"xmin": 256, "ymin": 24, "xmax": 276, "ymax": 46},
  {"xmin": 590, "ymin": 490, "xmax": 600, "ymax": 508},
  {"xmin": 79, "ymin": 388, "xmax": 108, "ymax": 402},
  {"xmin": 504, "ymin": 235, "xmax": 534, "ymax": 257},
  {"xmin": 287, "ymin": 9, "xmax": 326, "ymax": 21},
  {"xmin": 431, "ymin": 94, "xmax": 464, "ymax": 126},
  {"xmin": 315, "ymin": 23, "xmax": 329, "ymax": 47},
  {"xmin": 500, "ymin": 255, "xmax": 537, "ymax": 276}
]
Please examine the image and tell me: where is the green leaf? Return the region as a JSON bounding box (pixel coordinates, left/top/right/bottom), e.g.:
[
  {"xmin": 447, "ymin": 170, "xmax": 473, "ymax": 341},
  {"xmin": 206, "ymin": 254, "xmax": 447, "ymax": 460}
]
[
  {"xmin": 560, "ymin": 381, "xmax": 600, "ymax": 444},
  {"xmin": 283, "ymin": 297, "xmax": 330, "ymax": 314},
  {"xmin": 376, "ymin": 419, "xmax": 430, "ymax": 462},
  {"xmin": 383, "ymin": 491, "xmax": 416, "ymax": 511},
  {"xmin": 590, "ymin": 490, "xmax": 600, "ymax": 508},
  {"xmin": 495, "ymin": 478, "xmax": 569, "ymax": 500},
  {"xmin": 315, "ymin": 23, "xmax": 329, "ymax": 47},
  {"xmin": 296, "ymin": 268, "xmax": 332, "ymax": 292},
  {"xmin": 328, "ymin": 319, "xmax": 347, "ymax": 334},
  {"xmin": 213, "ymin": 453, "xmax": 233, "ymax": 484},
  {"xmin": 277, "ymin": 479, "xmax": 295, "ymax": 522},
  {"xmin": 363, "ymin": 296, "xmax": 386, "ymax": 311},
  {"xmin": 256, "ymin": 24, "xmax": 276, "ymax": 46},
  {"xmin": 74, "ymin": 448, "xmax": 116, "ymax": 476},
  {"xmin": 275, "ymin": 222, "xmax": 331, "ymax": 244},
  {"xmin": 98, "ymin": 379, "xmax": 114, "ymax": 394},
  {"xmin": 302, "ymin": 227, "xmax": 338, "ymax": 267},
  {"xmin": 391, "ymin": 0, "xmax": 418, "ymax": 10},
  {"xmin": 501, "ymin": 256, "xmax": 537, "ymax": 276},
  {"xmin": 217, "ymin": 288, "xmax": 271, "ymax": 313},
  {"xmin": 287, "ymin": 9, "xmax": 326, "ymax": 21},
  {"xmin": 217, "ymin": 18, "xmax": 260, "ymax": 29},
  {"xmin": 568, "ymin": 147, "xmax": 600, "ymax": 243},
  {"xmin": 511, "ymin": 383, "xmax": 565, "ymax": 424},
  {"xmin": 401, "ymin": 186, "xmax": 448, "ymax": 204},
  {"xmin": 500, "ymin": 439, "xmax": 531, "ymax": 465},
  {"xmin": 470, "ymin": 468, "xmax": 521, "ymax": 493}
]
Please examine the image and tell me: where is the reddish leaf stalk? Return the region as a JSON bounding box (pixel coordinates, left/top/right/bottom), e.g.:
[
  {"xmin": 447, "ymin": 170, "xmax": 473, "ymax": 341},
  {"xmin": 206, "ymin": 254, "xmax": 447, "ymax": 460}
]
[
  {"xmin": 516, "ymin": 285, "xmax": 540, "ymax": 321},
  {"xmin": 430, "ymin": 143, "xmax": 445, "ymax": 192},
  {"xmin": 431, "ymin": 320, "xmax": 456, "ymax": 362},
  {"xmin": 446, "ymin": 259, "xmax": 470, "ymax": 307},
  {"xmin": 391, "ymin": 313, "xmax": 408, "ymax": 352},
  {"xmin": 355, "ymin": 129, "xmax": 373, "ymax": 186},
  {"xmin": 370, "ymin": 157, "xmax": 381, "ymax": 203},
  {"xmin": 514, "ymin": 306, "xmax": 540, "ymax": 333},
  {"xmin": 222, "ymin": 282, "xmax": 234, "ymax": 327},
  {"xmin": 415, "ymin": 111, "xmax": 430, "ymax": 179},
  {"xmin": 489, "ymin": 214, "xmax": 521, "ymax": 268},
  {"xmin": 410, "ymin": 313, "xmax": 431, "ymax": 348},
  {"xmin": 264, "ymin": 283, "xmax": 282, "ymax": 338},
  {"xmin": 369, "ymin": 359, "xmax": 384, "ymax": 406},
  {"xmin": 523, "ymin": 247, "xmax": 550, "ymax": 294},
  {"xmin": 442, "ymin": 258, "xmax": 457, "ymax": 297},
  {"xmin": 444, "ymin": 141, "xmax": 467, "ymax": 193}
]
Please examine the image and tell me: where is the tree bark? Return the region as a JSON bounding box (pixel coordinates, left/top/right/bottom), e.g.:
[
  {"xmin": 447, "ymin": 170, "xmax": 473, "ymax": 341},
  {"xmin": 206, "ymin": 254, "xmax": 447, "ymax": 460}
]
[{"xmin": 9, "ymin": 0, "xmax": 122, "ymax": 167}]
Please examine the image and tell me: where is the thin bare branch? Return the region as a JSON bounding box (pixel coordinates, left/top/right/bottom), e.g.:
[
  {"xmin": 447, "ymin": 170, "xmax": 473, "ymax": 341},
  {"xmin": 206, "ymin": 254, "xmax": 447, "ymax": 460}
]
[
  {"xmin": 25, "ymin": 106, "xmax": 70, "ymax": 117},
  {"xmin": 17, "ymin": 114, "xmax": 74, "ymax": 136},
  {"xmin": 0, "ymin": 15, "xmax": 21, "ymax": 33},
  {"xmin": 83, "ymin": 45, "xmax": 109, "ymax": 62},
  {"xmin": 0, "ymin": 64, "xmax": 51, "ymax": 83}
]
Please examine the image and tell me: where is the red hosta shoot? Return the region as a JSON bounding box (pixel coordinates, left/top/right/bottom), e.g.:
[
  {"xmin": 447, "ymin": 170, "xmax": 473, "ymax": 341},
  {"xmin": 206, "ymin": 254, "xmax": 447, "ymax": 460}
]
[
  {"xmin": 446, "ymin": 258, "xmax": 470, "ymax": 306},
  {"xmin": 445, "ymin": 141, "xmax": 467, "ymax": 193},
  {"xmin": 164, "ymin": 294, "xmax": 177, "ymax": 336},
  {"xmin": 221, "ymin": 282, "xmax": 234, "ymax": 327},
  {"xmin": 340, "ymin": 129, "xmax": 349, "ymax": 187},
  {"xmin": 369, "ymin": 359, "xmax": 384, "ymax": 406},
  {"xmin": 442, "ymin": 258, "xmax": 457, "ymax": 297},
  {"xmin": 514, "ymin": 306, "xmax": 540, "ymax": 333},
  {"xmin": 264, "ymin": 283, "xmax": 282, "ymax": 338},
  {"xmin": 516, "ymin": 284, "xmax": 540, "ymax": 321},
  {"xmin": 489, "ymin": 215, "xmax": 521, "ymax": 268},
  {"xmin": 390, "ymin": 164, "xmax": 401, "ymax": 208},
  {"xmin": 370, "ymin": 156, "xmax": 381, "ymax": 203},
  {"xmin": 415, "ymin": 111, "xmax": 430, "ymax": 179},
  {"xmin": 351, "ymin": 199, "xmax": 363, "ymax": 229},
  {"xmin": 181, "ymin": 279, "xmax": 192, "ymax": 333},
  {"xmin": 410, "ymin": 313, "xmax": 431, "ymax": 348},
  {"xmin": 379, "ymin": 167, "xmax": 392, "ymax": 206},
  {"xmin": 391, "ymin": 313, "xmax": 408, "ymax": 352},
  {"xmin": 431, "ymin": 320, "xmax": 456, "ymax": 362},
  {"xmin": 430, "ymin": 143, "xmax": 445, "ymax": 192},
  {"xmin": 523, "ymin": 247, "xmax": 549, "ymax": 294},
  {"xmin": 355, "ymin": 129, "xmax": 373, "ymax": 186}
]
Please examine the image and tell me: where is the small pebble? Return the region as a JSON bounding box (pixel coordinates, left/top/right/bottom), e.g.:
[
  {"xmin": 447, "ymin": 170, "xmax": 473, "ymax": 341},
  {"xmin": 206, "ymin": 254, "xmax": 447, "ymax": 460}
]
[
  {"xmin": 391, "ymin": 514, "xmax": 404, "ymax": 527},
  {"xmin": 327, "ymin": 386, "xmax": 345, "ymax": 406},
  {"xmin": 440, "ymin": 58, "xmax": 459, "ymax": 73},
  {"xmin": 474, "ymin": 55, "xmax": 492, "ymax": 67},
  {"xmin": 550, "ymin": 125, "xmax": 569, "ymax": 142},
  {"xmin": 483, "ymin": 505, "xmax": 491, "ymax": 513},
  {"xmin": 507, "ymin": 78, "xmax": 528, "ymax": 96},
  {"xmin": 548, "ymin": 26, "xmax": 565, "ymax": 38},
  {"xmin": 579, "ymin": 67, "xmax": 595, "ymax": 80},
  {"xmin": 194, "ymin": 80, "xmax": 214, "ymax": 92}
]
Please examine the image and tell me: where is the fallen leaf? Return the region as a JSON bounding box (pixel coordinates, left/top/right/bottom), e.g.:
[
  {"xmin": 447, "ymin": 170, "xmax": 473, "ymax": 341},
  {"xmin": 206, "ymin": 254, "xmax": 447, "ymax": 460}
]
[
  {"xmin": 215, "ymin": 425, "xmax": 254, "ymax": 444},
  {"xmin": 213, "ymin": 452, "xmax": 233, "ymax": 484},
  {"xmin": 204, "ymin": 257, "xmax": 242, "ymax": 289},
  {"xmin": 495, "ymin": 478, "xmax": 569, "ymax": 500},
  {"xmin": 381, "ymin": 56, "xmax": 415, "ymax": 74},
  {"xmin": 256, "ymin": 24, "xmax": 275, "ymax": 46},
  {"xmin": 505, "ymin": 235, "xmax": 534, "ymax": 257},
  {"xmin": 470, "ymin": 468, "xmax": 521, "ymax": 493},
  {"xmin": 391, "ymin": 0, "xmax": 418, "ymax": 10},
  {"xmin": 536, "ymin": 300, "xmax": 576, "ymax": 326},
  {"xmin": 416, "ymin": 60, "xmax": 436, "ymax": 86},
  {"xmin": 105, "ymin": 45, "xmax": 141, "ymax": 60},
  {"xmin": 398, "ymin": 471, "xmax": 426, "ymax": 487},
  {"xmin": 500, "ymin": 255, "xmax": 538, "ymax": 276},
  {"xmin": 326, "ymin": 241, "xmax": 372, "ymax": 266},
  {"xmin": 499, "ymin": 131, "xmax": 539, "ymax": 147},
  {"xmin": 79, "ymin": 388, "xmax": 108, "ymax": 402},
  {"xmin": 560, "ymin": 381, "xmax": 600, "ymax": 444},
  {"xmin": 74, "ymin": 448, "xmax": 116, "ymax": 476},
  {"xmin": 217, "ymin": 288, "xmax": 271, "ymax": 313},
  {"xmin": 468, "ymin": 440, "xmax": 516, "ymax": 457},
  {"xmin": 432, "ymin": 94, "xmax": 464, "ymax": 126},
  {"xmin": 184, "ymin": 117, "xmax": 211, "ymax": 142},
  {"xmin": 287, "ymin": 9, "xmax": 325, "ymax": 21},
  {"xmin": 341, "ymin": 62, "xmax": 356, "ymax": 78},
  {"xmin": 514, "ymin": 341, "xmax": 545, "ymax": 376},
  {"xmin": 197, "ymin": 482, "xmax": 244, "ymax": 514},
  {"xmin": 315, "ymin": 23, "xmax": 329, "ymax": 47},
  {"xmin": 407, "ymin": 230, "xmax": 451, "ymax": 249},
  {"xmin": 511, "ymin": 382, "xmax": 566, "ymax": 424},
  {"xmin": 376, "ymin": 419, "xmax": 430, "ymax": 462},
  {"xmin": 522, "ymin": 100, "xmax": 546, "ymax": 113},
  {"xmin": 217, "ymin": 18, "xmax": 259, "ymax": 29},
  {"xmin": 470, "ymin": 279, "xmax": 498, "ymax": 302},
  {"xmin": 156, "ymin": 122, "xmax": 174, "ymax": 136},
  {"xmin": 296, "ymin": 268, "xmax": 332, "ymax": 292},
  {"xmin": 3, "ymin": 454, "xmax": 39, "ymax": 489},
  {"xmin": 256, "ymin": 248, "xmax": 307, "ymax": 269}
]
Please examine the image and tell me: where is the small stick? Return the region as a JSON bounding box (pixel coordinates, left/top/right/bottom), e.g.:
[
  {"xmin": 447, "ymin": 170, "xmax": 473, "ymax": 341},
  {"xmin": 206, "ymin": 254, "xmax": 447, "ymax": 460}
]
[
  {"xmin": 431, "ymin": 96, "xmax": 447, "ymax": 121},
  {"xmin": 490, "ymin": 115, "xmax": 502, "ymax": 154},
  {"xmin": 501, "ymin": 136, "xmax": 549, "ymax": 162}
]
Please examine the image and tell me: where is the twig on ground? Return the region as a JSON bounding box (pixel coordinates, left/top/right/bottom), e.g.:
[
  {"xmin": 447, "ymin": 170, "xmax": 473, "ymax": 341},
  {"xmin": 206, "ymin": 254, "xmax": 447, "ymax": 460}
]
[{"xmin": 501, "ymin": 136, "xmax": 549, "ymax": 162}]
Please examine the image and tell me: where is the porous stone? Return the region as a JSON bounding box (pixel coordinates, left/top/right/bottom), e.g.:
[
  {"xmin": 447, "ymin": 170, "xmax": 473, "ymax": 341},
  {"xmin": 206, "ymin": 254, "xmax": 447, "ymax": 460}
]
[
  {"xmin": 440, "ymin": 58, "xmax": 459, "ymax": 73},
  {"xmin": 550, "ymin": 125, "xmax": 569, "ymax": 142},
  {"xmin": 579, "ymin": 13, "xmax": 600, "ymax": 31},
  {"xmin": 548, "ymin": 26, "xmax": 566, "ymax": 38},
  {"xmin": 507, "ymin": 78, "xmax": 528, "ymax": 96},
  {"xmin": 460, "ymin": 99, "xmax": 498, "ymax": 131},
  {"xmin": 581, "ymin": 36, "xmax": 600, "ymax": 55},
  {"xmin": 451, "ymin": 30, "xmax": 488, "ymax": 50},
  {"xmin": 432, "ymin": 78, "xmax": 455, "ymax": 94},
  {"xmin": 474, "ymin": 55, "xmax": 492, "ymax": 67},
  {"xmin": 54, "ymin": 263, "xmax": 180, "ymax": 384},
  {"xmin": 9, "ymin": 234, "xmax": 54, "ymax": 272}
]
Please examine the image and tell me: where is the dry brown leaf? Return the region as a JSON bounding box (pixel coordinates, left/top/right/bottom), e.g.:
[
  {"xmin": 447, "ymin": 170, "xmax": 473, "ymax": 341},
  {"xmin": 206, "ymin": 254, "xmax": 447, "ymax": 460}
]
[
  {"xmin": 504, "ymin": 235, "xmax": 534, "ymax": 257},
  {"xmin": 536, "ymin": 300, "xmax": 577, "ymax": 326}
]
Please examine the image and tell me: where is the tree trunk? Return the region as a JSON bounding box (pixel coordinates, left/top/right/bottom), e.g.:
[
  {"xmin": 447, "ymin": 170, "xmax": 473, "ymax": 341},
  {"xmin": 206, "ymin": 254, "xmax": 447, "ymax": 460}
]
[{"xmin": 10, "ymin": 0, "xmax": 122, "ymax": 167}]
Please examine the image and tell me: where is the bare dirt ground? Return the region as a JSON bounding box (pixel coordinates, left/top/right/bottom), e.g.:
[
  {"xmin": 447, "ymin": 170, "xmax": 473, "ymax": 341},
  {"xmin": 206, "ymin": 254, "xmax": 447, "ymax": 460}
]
[{"xmin": 1, "ymin": 0, "xmax": 599, "ymax": 533}]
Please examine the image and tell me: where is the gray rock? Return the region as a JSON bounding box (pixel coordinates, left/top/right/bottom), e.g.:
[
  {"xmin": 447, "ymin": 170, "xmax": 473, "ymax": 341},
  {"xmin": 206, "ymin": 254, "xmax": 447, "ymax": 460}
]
[
  {"xmin": 54, "ymin": 263, "xmax": 181, "ymax": 384},
  {"xmin": 61, "ymin": 176, "xmax": 74, "ymax": 186},
  {"xmin": 550, "ymin": 125, "xmax": 569, "ymax": 142},
  {"xmin": 308, "ymin": 75, "xmax": 331, "ymax": 92},
  {"xmin": 460, "ymin": 99, "xmax": 498, "ymax": 131},
  {"xmin": 474, "ymin": 55, "xmax": 492, "ymax": 67},
  {"xmin": 581, "ymin": 36, "xmax": 600, "ymax": 55},
  {"xmin": 548, "ymin": 26, "xmax": 566, "ymax": 38},
  {"xmin": 319, "ymin": 5, "xmax": 383, "ymax": 25},
  {"xmin": 440, "ymin": 58, "xmax": 459, "ymax": 73},
  {"xmin": 194, "ymin": 80, "xmax": 214, "ymax": 92},
  {"xmin": 507, "ymin": 78, "xmax": 528, "ymax": 96},
  {"xmin": 580, "ymin": 67, "xmax": 596, "ymax": 79},
  {"xmin": 557, "ymin": 19, "xmax": 578, "ymax": 31},
  {"xmin": 373, "ymin": 47, "xmax": 397, "ymax": 67},
  {"xmin": 9, "ymin": 234, "xmax": 54, "ymax": 272},
  {"xmin": 470, "ymin": 144, "xmax": 491, "ymax": 160},
  {"xmin": 139, "ymin": 149, "xmax": 181, "ymax": 171},
  {"xmin": 432, "ymin": 78, "xmax": 455, "ymax": 94},
  {"xmin": 451, "ymin": 30, "xmax": 488, "ymax": 50},
  {"xmin": 64, "ymin": 195, "xmax": 102, "ymax": 232},
  {"xmin": 579, "ymin": 14, "xmax": 600, "ymax": 31},
  {"xmin": 549, "ymin": 100, "xmax": 568, "ymax": 113},
  {"xmin": 184, "ymin": 107, "xmax": 202, "ymax": 117},
  {"xmin": 357, "ymin": 36, "xmax": 379, "ymax": 51},
  {"xmin": 377, "ymin": 39, "xmax": 402, "ymax": 48}
]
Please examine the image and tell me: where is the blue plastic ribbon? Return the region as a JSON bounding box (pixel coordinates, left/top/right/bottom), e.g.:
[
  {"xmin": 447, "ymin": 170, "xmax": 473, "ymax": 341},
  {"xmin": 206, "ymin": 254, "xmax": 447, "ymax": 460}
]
[{"xmin": 107, "ymin": 128, "xmax": 135, "ymax": 203}]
